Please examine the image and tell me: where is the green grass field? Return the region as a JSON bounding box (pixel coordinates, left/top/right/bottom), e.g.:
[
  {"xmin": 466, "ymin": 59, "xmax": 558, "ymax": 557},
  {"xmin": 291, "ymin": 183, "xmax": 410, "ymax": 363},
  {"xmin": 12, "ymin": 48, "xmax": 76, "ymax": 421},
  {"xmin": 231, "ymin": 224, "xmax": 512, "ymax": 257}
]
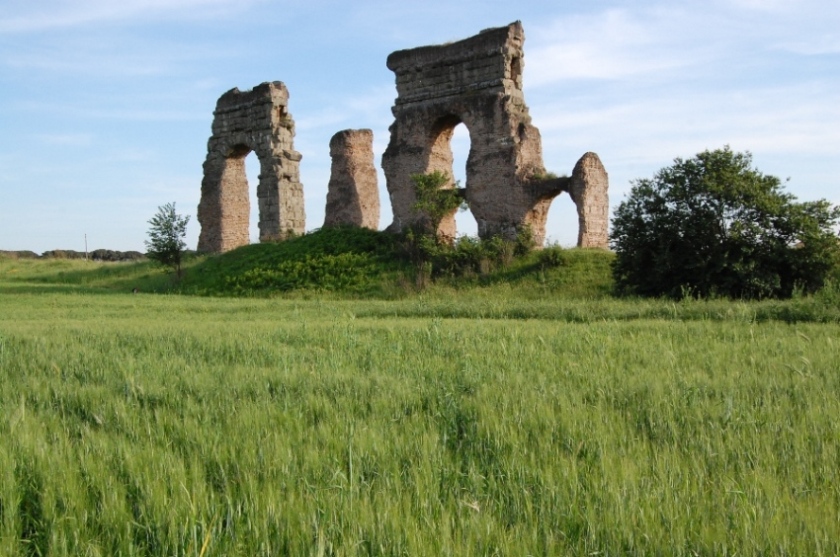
[{"xmin": 2, "ymin": 247, "xmax": 840, "ymax": 555}]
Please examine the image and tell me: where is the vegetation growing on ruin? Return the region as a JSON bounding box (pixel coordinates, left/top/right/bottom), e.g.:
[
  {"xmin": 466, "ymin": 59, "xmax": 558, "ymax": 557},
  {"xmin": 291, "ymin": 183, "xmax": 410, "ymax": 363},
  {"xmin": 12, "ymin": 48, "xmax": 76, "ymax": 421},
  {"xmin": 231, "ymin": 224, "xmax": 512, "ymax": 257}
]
[
  {"xmin": 410, "ymin": 170, "xmax": 465, "ymax": 235},
  {"xmin": 528, "ymin": 170, "xmax": 562, "ymax": 182}
]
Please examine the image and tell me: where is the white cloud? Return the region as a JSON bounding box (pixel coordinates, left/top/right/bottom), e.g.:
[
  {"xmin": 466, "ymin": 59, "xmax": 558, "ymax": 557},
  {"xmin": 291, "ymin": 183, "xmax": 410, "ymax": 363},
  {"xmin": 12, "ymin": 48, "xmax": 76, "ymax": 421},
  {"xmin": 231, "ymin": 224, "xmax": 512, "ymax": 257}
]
[
  {"xmin": 35, "ymin": 133, "xmax": 93, "ymax": 147},
  {"xmin": 525, "ymin": 8, "xmax": 705, "ymax": 85},
  {"xmin": 12, "ymin": 100, "xmax": 206, "ymax": 122},
  {"xmin": 717, "ymin": 0, "xmax": 840, "ymax": 54},
  {"xmin": 524, "ymin": 2, "xmax": 840, "ymax": 88},
  {"xmin": 534, "ymin": 83, "xmax": 840, "ymax": 160},
  {"xmin": 6, "ymin": 50, "xmax": 171, "ymax": 77},
  {"xmin": 0, "ymin": 0, "xmax": 263, "ymax": 33},
  {"xmin": 723, "ymin": 0, "xmax": 826, "ymax": 14},
  {"xmin": 295, "ymin": 107, "xmax": 351, "ymax": 133},
  {"xmin": 296, "ymin": 86, "xmax": 394, "ymax": 133},
  {"xmin": 2, "ymin": 33, "xmax": 236, "ymax": 78},
  {"xmin": 776, "ymin": 37, "xmax": 840, "ymax": 55}
]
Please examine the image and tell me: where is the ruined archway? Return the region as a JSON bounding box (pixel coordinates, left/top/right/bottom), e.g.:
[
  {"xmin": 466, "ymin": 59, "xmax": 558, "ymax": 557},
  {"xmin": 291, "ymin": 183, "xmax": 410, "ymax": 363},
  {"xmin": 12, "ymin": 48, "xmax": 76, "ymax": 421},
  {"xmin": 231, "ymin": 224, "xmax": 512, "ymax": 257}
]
[
  {"xmin": 197, "ymin": 82, "xmax": 305, "ymax": 253},
  {"xmin": 381, "ymin": 21, "xmax": 610, "ymax": 249},
  {"xmin": 382, "ymin": 22, "xmax": 550, "ymax": 244}
]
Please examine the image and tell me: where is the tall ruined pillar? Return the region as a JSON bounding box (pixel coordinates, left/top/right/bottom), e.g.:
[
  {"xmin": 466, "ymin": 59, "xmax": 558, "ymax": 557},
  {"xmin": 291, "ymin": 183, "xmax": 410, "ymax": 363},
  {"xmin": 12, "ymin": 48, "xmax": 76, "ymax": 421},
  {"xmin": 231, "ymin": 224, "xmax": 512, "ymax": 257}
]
[
  {"xmin": 324, "ymin": 129, "xmax": 380, "ymax": 229},
  {"xmin": 197, "ymin": 81, "xmax": 305, "ymax": 253},
  {"xmin": 569, "ymin": 152, "xmax": 609, "ymax": 249}
]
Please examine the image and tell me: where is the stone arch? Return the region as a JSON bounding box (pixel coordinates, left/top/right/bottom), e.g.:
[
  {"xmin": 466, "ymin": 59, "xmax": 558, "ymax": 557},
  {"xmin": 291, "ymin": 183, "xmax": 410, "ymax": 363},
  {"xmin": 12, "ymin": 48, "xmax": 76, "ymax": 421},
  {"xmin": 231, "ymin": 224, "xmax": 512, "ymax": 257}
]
[
  {"xmin": 381, "ymin": 21, "xmax": 610, "ymax": 249},
  {"xmin": 197, "ymin": 81, "xmax": 305, "ymax": 253},
  {"xmin": 532, "ymin": 153, "xmax": 610, "ymax": 249},
  {"xmin": 382, "ymin": 22, "xmax": 553, "ymax": 245}
]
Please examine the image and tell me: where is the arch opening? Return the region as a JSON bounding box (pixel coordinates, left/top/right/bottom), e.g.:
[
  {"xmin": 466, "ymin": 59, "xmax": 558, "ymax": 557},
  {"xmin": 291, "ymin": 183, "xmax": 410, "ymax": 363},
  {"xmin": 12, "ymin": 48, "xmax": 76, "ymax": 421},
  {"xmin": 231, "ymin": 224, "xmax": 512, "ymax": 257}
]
[
  {"xmin": 244, "ymin": 151, "xmax": 260, "ymax": 243},
  {"xmin": 426, "ymin": 116, "xmax": 478, "ymax": 240},
  {"xmin": 543, "ymin": 192, "xmax": 579, "ymax": 247},
  {"xmin": 217, "ymin": 145, "xmax": 268, "ymax": 246},
  {"xmin": 216, "ymin": 144, "xmax": 253, "ymax": 249},
  {"xmin": 451, "ymin": 123, "xmax": 478, "ymax": 238}
]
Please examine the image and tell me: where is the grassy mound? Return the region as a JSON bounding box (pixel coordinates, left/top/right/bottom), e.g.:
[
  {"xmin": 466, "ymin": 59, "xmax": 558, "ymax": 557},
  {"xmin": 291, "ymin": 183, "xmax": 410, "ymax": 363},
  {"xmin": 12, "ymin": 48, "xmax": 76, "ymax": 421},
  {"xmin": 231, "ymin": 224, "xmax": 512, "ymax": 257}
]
[
  {"xmin": 180, "ymin": 226, "xmax": 406, "ymax": 297},
  {"xmin": 176, "ymin": 227, "xmax": 616, "ymax": 298}
]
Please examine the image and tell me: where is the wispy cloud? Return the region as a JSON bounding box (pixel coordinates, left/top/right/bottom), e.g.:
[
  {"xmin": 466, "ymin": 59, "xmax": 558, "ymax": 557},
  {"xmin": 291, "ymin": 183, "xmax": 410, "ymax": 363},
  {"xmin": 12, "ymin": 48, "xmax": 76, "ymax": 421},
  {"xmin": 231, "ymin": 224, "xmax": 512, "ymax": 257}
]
[
  {"xmin": 776, "ymin": 36, "xmax": 840, "ymax": 55},
  {"xmin": 723, "ymin": 0, "xmax": 819, "ymax": 14},
  {"xmin": 5, "ymin": 50, "xmax": 171, "ymax": 77},
  {"xmin": 295, "ymin": 107, "xmax": 350, "ymax": 134},
  {"xmin": 2, "ymin": 33, "xmax": 236, "ymax": 78},
  {"xmin": 536, "ymin": 83, "xmax": 840, "ymax": 160},
  {"xmin": 296, "ymin": 85, "xmax": 394, "ymax": 133},
  {"xmin": 525, "ymin": 3, "xmax": 840, "ymax": 88},
  {"xmin": 12, "ymin": 99, "xmax": 207, "ymax": 122},
  {"xmin": 525, "ymin": 9, "xmax": 705, "ymax": 85},
  {"xmin": 35, "ymin": 133, "xmax": 94, "ymax": 147},
  {"xmin": 0, "ymin": 0, "xmax": 263, "ymax": 33},
  {"xmin": 521, "ymin": 1, "xmax": 840, "ymax": 198}
]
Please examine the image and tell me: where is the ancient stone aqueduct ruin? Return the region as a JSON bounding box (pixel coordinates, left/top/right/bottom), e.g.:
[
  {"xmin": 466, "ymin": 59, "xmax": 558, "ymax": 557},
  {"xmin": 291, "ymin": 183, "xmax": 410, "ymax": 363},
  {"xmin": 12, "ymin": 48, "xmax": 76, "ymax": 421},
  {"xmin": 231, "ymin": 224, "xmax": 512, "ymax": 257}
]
[{"xmin": 197, "ymin": 21, "xmax": 608, "ymax": 253}]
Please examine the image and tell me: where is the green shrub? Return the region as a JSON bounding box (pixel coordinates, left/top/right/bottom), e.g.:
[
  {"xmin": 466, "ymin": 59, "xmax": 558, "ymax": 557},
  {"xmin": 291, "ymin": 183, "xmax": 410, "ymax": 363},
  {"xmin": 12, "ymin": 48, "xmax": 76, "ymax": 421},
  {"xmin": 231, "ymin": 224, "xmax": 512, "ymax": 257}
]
[
  {"xmin": 538, "ymin": 246, "xmax": 566, "ymax": 269},
  {"xmin": 223, "ymin": 253, "xmax": 380, "ymax": 294}
]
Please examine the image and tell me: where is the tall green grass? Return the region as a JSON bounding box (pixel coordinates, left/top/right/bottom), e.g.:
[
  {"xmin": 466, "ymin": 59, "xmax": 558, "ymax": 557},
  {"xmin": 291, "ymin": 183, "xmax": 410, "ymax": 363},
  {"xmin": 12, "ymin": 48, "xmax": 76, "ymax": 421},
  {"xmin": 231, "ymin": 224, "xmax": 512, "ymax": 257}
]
[
  {"xmin": 3, "ymin": 241, "xmax": 840, "ymax": 554},
  {"xmin": 2, "ymin": 291, "xmax": 840, "ymax": 555}
]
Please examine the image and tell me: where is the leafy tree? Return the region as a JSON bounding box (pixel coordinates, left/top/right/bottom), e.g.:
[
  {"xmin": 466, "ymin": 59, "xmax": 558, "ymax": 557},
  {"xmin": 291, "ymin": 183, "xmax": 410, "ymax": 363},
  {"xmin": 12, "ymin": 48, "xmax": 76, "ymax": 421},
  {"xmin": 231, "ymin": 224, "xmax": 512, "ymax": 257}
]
[
  {"xmin": 145, "ymin": 202, "xmax": 190, "ymax": 278},
  {"xmin": 611, "ymin": 147, "xmax": 840, "ymax": 299}
]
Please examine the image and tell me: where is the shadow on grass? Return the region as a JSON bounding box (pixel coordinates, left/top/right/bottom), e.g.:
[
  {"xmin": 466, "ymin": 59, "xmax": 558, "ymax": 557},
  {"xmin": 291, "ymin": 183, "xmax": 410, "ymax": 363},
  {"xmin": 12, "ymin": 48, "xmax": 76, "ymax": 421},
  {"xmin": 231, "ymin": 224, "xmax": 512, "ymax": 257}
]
[{"xmin": 436, "ymin": 248, "xmax": 616, "ymax": 299}]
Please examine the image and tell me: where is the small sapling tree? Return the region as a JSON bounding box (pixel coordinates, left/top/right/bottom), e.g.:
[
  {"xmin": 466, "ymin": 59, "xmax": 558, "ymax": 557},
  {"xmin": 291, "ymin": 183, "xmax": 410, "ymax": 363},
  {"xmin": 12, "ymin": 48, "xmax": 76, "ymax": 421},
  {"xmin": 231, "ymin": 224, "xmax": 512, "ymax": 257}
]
[
  {"xmin": 411, "ymin": 170, "xmax": 465, "ymax": 237},
  {"xmin": 145, "ymin": 202, "xmax": 190, "ymax": 279}
]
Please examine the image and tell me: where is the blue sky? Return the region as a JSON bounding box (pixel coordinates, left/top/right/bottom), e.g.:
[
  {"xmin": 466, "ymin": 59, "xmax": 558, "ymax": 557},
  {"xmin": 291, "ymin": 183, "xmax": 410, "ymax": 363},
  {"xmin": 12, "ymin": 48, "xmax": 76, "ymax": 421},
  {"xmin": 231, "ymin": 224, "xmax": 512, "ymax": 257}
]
[{"xmin": 1, "ymin": 0, "xmax": 838, "ymax": 253}]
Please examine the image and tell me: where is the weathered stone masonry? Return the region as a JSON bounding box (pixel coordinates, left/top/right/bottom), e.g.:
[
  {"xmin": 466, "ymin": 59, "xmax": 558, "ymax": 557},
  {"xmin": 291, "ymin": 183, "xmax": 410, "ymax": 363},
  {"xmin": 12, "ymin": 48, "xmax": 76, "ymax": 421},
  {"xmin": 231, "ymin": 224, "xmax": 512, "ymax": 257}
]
[
  {"xmin": 570, "ymin": 152, "xmax": 609, "ymax": 248},
  {"xmin": 324, "ymin": 129, "xmax": 380, "ymax": 229},
  {"xmin": 197, "ymin": 24, "xmax": 609, "ymax": 253},
  {"xmin": 197, "ymin": 82, "xmax": 304, "ymax": 253},
  {"xmin": 382, "ymin": 21, "xmax": 609, "ymax": 248}
]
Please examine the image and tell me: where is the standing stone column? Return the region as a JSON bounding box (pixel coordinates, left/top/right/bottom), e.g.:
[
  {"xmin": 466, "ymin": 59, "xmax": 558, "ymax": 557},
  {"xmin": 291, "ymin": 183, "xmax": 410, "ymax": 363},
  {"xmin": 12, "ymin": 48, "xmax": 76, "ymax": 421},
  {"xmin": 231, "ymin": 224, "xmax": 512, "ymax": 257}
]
[
  {"xmin": 569, "ymin": 152, "xmax": 609, "ymax": 249},
  {"xmin": 324, "ymin": 129, "xmax": 380, "ymax": 229}
]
